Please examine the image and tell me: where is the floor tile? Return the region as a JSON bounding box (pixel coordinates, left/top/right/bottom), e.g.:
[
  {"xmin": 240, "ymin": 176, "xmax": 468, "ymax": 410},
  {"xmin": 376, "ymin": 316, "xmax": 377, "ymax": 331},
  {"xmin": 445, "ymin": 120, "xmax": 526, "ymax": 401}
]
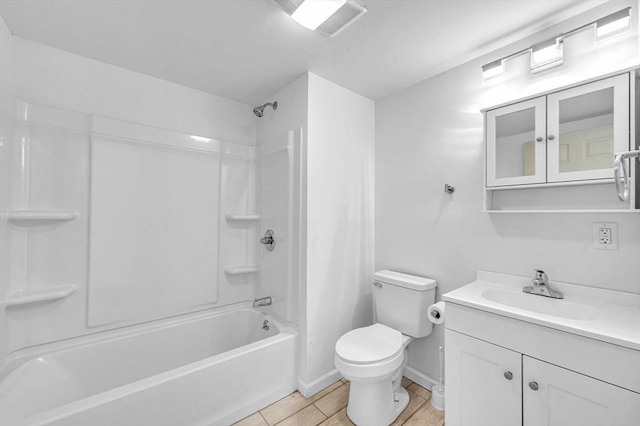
[
  {"xmin": 234, "ymin": 412, "xmax": 269, "ymax": 426},
  {"xmin": 276, "ymin": 404, "xmax": 327, "ymax": 426},
  {"xmin": 319, "ymin": 407, "xmax": 355, "ymax": 426},
  {"xmin": 308, "ymin": 380, "xmax": 343, "ymax": 403},
  {"xmin": 401, "ymin": 376, "xmax": 413, "ymax": 389},
  {"xmin": 391, "ymin": 390, "xmax": 427, "ymax": 426},
  {"xmin": 260, "ymin": 392, "xmax": 313, "ymax": 425},
  {"xmin": 407, "ymin": 382, "xmax": 432, "ymax": 401},
  {"xmin": 402, "ymin": 401, "xmax": 445, "ymax": 426},
  {"xmin": 314, "ymin": 383, "xmax": 350, "ymax": 417}
]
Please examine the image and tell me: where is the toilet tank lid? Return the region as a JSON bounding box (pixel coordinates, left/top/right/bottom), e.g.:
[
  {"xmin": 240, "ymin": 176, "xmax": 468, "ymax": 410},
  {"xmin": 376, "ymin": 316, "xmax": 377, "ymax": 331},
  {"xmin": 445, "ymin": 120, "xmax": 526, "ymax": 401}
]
[{"xmin": 373, "ymin": 270, "xmax": 437, "ymax": 291}]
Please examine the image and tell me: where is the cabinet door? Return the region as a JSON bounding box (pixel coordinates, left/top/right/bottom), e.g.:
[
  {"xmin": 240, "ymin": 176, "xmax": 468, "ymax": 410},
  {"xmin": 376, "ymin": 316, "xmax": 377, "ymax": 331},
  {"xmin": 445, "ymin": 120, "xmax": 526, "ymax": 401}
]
[
  {"xmin": 546, "ymin": 74, "xmax": 629, "ymax": 183},
  {"xmin": 486, "ymin": 97, "xmax": 547, "ymax": 187},
  {"xmin": 523, "ymin": 356, "xmax": 640, "ymax": 426},
  {"xmin": 445, "ymin": 330, "xmax": 522, "ymax": 426}
]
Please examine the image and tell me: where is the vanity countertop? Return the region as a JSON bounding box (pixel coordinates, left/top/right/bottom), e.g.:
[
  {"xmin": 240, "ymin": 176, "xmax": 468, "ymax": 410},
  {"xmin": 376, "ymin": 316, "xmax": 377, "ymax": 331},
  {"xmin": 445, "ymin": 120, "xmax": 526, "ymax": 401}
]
[{"xmin": 443, "ymin": 271, "xmax": 640, "ymax": 351}]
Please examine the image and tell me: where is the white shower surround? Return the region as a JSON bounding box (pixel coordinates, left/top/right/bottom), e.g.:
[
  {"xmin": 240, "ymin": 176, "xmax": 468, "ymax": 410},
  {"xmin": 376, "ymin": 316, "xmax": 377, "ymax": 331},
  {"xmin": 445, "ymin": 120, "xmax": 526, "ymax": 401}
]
[
  {"xmin": 2, "ymin": 100, "xmax": 261, "ymax": 353},
  {"xmin": 0, "ymin": 306, "xmax": 297, "ymax": 426},
  {"xmin": 0, "ymin": 49, "xmax": 302, "ymax": 424}
]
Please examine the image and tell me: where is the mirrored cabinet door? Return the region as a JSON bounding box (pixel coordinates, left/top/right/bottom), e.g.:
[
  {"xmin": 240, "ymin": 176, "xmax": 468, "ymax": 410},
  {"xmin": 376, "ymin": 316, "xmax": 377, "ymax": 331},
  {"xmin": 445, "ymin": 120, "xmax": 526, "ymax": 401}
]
[
  {"xmin": 546, "ymin": 74, "xmax": 629, "ymax": 183},
  {"xmin": 486, "ymin": 97, "xmax": 547, "ymax": 187}
]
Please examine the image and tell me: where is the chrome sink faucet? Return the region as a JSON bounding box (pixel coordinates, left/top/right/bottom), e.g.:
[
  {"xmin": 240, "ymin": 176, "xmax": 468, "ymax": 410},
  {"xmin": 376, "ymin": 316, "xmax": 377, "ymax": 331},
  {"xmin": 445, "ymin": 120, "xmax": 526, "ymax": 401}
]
[{"xmin": 523, "ymin": 270, "xmax": 563, "ymax": 299}]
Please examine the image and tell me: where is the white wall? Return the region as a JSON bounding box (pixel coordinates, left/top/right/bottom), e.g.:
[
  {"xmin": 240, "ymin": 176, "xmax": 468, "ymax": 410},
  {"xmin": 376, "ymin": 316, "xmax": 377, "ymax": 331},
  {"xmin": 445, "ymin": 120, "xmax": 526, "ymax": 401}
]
[
  {"xmin": 255, "ymin": 73, "xmax": 375, "ymax": 396},
  {"xmin": 12, "ymin": 37, "xmax": 256, "ymax": 145},
  {"xmin": 302, "ymin": 73, "xmax": 375, "ymax": 390},
  {"xmin": 376, "ymin": 1, "xmax": 640, "ymax": 384}
]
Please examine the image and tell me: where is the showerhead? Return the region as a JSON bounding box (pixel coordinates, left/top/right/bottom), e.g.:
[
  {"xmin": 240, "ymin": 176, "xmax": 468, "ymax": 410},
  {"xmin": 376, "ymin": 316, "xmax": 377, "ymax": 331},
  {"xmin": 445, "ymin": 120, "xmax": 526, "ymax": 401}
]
[{"xmin": 253, "ymin": 101, "xmax": 278, "ymax": 118}]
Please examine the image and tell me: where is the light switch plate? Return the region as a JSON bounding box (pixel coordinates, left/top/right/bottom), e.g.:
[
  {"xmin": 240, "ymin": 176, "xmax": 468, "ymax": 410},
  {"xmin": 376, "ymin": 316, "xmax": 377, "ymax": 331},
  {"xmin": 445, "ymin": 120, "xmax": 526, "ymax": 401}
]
[{"xmin": 593, "ymin": 222, "xmax": 618, "ymax": 250}]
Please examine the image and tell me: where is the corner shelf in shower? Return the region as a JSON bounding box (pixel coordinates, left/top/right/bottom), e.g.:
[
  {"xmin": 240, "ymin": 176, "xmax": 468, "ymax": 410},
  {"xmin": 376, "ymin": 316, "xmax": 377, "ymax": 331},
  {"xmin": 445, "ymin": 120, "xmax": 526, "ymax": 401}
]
[
  {"xmin": 6, "ymin": 210, "xmax": 80, "ymax": 223},
  {"xmin": 2, "ymin": 284, "xmax": 78, "ymax": 308},
  {"xmin": 224, "ymin": 214, "xmax": 260, "ymax": 223},
  {"xmin": 224, "ymin": 264, "xmax": 259, "ymax": 275}
]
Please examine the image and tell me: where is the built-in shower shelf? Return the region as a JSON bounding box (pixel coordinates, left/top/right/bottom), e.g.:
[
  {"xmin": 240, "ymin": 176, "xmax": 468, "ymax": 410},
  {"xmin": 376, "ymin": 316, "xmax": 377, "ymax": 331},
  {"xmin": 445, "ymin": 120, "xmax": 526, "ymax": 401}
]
[
  {"xmin": 2, "ymin": 284, "xmax": 78, "ymax": 308},
  {"xmin": 225, "ymin": 214, "xmax": 260, "ymax": 222},
  {"xmin": 6, "ymin": 210, "xmax": 80, "ymax": 223},
  {"xmin": 224, "ymin": 265, "xmax": 259, "ymax": 275}
]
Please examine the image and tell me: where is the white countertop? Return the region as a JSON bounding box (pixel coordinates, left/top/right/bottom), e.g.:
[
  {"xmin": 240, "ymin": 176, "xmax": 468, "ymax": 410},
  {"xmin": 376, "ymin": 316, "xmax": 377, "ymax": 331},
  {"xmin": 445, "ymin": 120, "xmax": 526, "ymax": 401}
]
[{"xmin": 442, "ymin": 271, "xmax": 640, "ymax": 351}]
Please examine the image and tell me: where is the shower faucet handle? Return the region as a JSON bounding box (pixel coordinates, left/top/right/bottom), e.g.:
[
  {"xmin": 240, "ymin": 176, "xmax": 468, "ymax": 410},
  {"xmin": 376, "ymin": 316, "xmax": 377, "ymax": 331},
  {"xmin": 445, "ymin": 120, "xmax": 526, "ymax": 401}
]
[{"xmin": 260, "ymin": 229, "xmax": 275, "ymax": 251}]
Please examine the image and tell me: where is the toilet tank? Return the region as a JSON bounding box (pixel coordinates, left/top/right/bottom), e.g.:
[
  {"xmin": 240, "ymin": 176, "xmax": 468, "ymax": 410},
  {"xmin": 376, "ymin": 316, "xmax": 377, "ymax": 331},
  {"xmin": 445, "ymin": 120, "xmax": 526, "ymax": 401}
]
[{"xmin": 373, "ymin": 270, "xmax": 437, "ymax": 338}]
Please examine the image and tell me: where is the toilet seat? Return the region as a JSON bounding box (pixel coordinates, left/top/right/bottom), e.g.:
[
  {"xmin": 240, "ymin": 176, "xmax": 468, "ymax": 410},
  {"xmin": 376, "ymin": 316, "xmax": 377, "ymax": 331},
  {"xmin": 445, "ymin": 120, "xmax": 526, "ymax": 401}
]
[
  {"xmin": 335, "ymin": 323, "xmax": 403, "ymax": 365},
  {"xmin": 335, "ymin": 323, "xmax": 406, "ymax": 380}
]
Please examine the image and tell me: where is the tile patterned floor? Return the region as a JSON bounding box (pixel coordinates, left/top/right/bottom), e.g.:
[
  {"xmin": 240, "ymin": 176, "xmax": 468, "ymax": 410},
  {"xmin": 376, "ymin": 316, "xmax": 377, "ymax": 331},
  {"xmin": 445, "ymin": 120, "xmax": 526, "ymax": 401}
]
[{"xmin": 234, "ymin": 377, "xmax": 445, "ymax": 426}]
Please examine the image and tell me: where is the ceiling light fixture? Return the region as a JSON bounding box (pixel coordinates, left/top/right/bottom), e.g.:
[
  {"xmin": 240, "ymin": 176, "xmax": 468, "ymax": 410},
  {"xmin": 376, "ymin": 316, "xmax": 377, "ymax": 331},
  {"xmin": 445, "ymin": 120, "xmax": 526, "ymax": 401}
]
[
  {"xmin": 595, "ymin": 8, "xmax": 631, "ymax": 42},
  {"xmin": 274, "ymin": 0, "xmax": 367, "ymax": 37},
  {"xmin": 291, "ymin": 0, "xmax": 346, "ymax": 30},
  {"xmin": 480, "ymin": 7, "xmax": 632, "ymax": 80}
]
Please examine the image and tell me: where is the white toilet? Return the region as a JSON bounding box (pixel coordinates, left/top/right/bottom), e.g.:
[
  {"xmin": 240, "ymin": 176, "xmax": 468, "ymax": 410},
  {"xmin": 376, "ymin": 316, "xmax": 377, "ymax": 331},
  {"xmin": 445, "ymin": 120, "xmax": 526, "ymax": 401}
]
[{"xmin": 334, "ymin": 270, "xmax": 437, "ymax": 426}]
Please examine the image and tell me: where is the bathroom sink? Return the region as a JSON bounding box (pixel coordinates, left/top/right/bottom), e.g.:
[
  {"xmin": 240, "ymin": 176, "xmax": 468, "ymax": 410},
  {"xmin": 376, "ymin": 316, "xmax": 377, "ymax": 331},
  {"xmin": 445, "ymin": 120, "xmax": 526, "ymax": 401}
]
[
  {"xmin": 443, "ymin": 271, "xmax": 640, "ymax": 351},
  {"xmin": 481, "ymin": 288, "xmax": 598, "ymax": 321}
]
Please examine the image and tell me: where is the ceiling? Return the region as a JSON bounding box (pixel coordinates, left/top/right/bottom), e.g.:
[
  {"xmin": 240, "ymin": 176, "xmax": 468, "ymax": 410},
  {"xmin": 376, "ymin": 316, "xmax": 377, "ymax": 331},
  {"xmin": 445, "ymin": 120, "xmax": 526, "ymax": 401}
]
[{"xmin": 0, "ymin": 0, "xmax": 609, "ymax": 106}]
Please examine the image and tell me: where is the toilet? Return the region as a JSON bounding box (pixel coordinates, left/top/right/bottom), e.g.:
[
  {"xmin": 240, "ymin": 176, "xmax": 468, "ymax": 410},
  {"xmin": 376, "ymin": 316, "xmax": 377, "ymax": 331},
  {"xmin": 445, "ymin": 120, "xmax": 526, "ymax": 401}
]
[{"xmin": 334, "ymin": 270, "xmax": 437, "ymax": 426}]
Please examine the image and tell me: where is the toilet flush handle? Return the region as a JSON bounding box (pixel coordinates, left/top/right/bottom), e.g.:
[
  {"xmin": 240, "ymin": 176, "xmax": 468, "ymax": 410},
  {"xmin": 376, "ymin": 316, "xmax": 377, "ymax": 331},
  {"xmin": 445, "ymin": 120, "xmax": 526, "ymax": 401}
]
[{"xmin": 373, "ymin": 282, "xmax": 382, "ymax": 288}]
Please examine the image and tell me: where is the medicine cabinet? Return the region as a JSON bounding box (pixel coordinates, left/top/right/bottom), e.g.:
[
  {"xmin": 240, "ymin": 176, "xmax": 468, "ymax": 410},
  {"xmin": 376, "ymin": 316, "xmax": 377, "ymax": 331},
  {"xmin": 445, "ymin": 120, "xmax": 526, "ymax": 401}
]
[{"xmin": 483, "ymin": 71, "xmax": 638, "ymax": 213}]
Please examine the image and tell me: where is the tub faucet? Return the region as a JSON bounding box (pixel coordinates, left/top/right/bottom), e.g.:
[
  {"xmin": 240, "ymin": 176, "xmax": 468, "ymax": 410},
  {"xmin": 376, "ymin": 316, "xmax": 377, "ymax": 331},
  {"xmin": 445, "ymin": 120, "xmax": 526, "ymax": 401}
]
[
  {"xmin": 253, "ymin": 296, "xmax": 272, "ymax": 307},
  {"xmin": 523, "ymin": 270, "xmax": 563, "ymax": 299}
]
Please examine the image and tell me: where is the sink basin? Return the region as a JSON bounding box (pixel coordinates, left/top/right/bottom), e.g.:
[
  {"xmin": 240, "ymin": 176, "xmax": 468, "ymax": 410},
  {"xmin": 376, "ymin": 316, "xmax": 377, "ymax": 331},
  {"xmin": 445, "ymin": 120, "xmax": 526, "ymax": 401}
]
[
  {"xmin": 481, "ymin": 288, "xmax": 599, "ymax": 321},
  {"xmin": 443, "ymin": 271, "xmax": 640, "ymax": 351}
]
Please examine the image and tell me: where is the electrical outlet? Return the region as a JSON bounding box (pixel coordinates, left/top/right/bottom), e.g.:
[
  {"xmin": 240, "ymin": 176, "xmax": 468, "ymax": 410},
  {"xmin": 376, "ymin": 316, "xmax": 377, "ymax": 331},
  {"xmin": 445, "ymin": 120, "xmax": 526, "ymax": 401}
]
[{"xmin": 593, "ymin": 222, "xmax": 618, "ymax": 250}]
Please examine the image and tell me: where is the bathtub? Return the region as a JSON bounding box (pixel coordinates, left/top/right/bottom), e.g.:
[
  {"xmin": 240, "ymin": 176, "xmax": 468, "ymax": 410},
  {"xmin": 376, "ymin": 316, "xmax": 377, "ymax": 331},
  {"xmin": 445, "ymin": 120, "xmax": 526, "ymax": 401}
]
[{"xmin": 0, "ymin": 305, "xmax": 297, "ymax": 426}]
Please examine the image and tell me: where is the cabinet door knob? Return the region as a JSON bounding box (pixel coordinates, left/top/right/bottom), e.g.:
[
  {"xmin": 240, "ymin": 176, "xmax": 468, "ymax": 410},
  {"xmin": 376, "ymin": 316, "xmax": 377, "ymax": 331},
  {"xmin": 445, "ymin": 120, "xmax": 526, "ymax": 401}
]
[
  {"xmin": 504, "ymin": 371, "xmax": 513, "ymax": 380},
  {"xmin": 529, "ymin": 381, "xmax": 539, "ymax": 391},
  {"xmin": 535, "ymin": 137, "xmax": 544, "ymax": 142},
  {"xmin": 547, "ymin": 135, "xmax": 556, "ymax": 140}
]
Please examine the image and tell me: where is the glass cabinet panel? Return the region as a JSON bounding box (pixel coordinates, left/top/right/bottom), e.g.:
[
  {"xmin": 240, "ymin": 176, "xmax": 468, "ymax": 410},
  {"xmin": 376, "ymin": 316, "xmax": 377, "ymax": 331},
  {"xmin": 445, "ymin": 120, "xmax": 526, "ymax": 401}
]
[
  {"xmin": 557, "ymin": 88, "xmax": 613, "ymax": 173},
  {"xmin": 495, "ymin": 107, "xmax": 536, "ymax": 179},
  {"xmin": 547, "ymin": 74, "xmax": 629, "ymax": 182}
]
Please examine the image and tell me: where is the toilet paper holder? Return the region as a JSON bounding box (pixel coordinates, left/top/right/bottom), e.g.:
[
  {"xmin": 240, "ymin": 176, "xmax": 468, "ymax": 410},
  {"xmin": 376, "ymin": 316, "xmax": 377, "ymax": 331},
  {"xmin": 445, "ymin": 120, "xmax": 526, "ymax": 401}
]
[{"xmin": 428, "ymin": 301, "xmax": 446, "ymax": 325}]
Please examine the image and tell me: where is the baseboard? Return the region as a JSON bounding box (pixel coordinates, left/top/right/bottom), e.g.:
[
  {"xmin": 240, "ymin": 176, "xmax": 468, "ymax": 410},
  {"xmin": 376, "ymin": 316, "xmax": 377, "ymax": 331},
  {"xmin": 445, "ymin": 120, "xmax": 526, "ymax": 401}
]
[
  {"xmin": 404, "ymin": 366, "xmax": 439, "ymax": 391},
  {"xmin": 298, "ymin": 369, "xmax": 343, "ymax": 398}
]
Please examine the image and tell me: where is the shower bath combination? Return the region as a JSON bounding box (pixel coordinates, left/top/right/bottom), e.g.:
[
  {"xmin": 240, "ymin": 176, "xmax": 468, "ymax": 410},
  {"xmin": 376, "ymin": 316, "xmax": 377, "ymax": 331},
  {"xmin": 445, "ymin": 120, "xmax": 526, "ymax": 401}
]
[{"xmin": 253, "ymin": 101, "xmax": 278, "ymax": 117}]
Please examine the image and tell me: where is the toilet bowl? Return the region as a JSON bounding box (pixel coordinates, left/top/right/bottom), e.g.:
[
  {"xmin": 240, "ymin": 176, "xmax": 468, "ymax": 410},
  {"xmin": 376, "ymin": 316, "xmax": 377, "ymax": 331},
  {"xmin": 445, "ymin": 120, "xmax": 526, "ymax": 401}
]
[
  {"xmin": 334, "ymin": 271, "xmax": 437, "ymax": 426},
  {"xmin": 335, "ymin": 323, "xmax": 414, "ymax": 426}
]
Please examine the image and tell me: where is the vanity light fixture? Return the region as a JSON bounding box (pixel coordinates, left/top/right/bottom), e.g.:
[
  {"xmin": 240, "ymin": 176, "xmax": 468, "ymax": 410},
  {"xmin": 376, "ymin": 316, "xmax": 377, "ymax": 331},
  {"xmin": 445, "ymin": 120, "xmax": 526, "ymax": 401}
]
[
  {"xmin": 480, "ymin": 7, "xmax": 632, "ymax": 79},
  {"xmin": 274, "ymin": 0, "xmax": 367, "ymax": 36},
  {"xmin": 482, "ymin": 59, "xmax": 504, "ymax": 80},
  {"xmin": 595, "ymin": 8, "xmax": 631, "ymax": 43},
  {"xmin": 530, "ymin": 38, "xmax": 564, "ymax": 73}
]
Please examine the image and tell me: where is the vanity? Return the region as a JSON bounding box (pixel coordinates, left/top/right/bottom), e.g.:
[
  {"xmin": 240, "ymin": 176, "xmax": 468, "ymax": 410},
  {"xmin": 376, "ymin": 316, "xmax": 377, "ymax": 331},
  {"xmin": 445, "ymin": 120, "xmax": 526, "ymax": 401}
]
[{"xmin": 443, "ymin": 271, "xmax": 640, "ymax": 426}]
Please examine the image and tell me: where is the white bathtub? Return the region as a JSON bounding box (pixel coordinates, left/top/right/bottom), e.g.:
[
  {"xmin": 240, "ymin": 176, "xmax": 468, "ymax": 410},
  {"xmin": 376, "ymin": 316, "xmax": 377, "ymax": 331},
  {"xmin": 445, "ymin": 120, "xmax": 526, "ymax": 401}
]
[{"xmin": 0, "ymin": 305, "xmax": 297, "ymax": 426}]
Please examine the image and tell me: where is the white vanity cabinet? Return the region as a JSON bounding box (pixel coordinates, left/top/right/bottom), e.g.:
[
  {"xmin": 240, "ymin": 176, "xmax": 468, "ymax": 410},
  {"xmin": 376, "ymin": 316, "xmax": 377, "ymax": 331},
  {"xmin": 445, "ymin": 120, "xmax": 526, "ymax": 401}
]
[
  {"xmin": 486, "ymin": 73, "xmax": 630, "ymax": 188},
  {"xmin": 522, "ymin": 356, "xmax": 640, "ymax": 426},
  {"xmin": 443, "ymin": 271, "xmax": 640, "ymax": 426},
  {"xmin": 445, "ymin": 330, "xmax": 521, "ymax": 426},
  {"xmin": 446, "ymin": 329, "xmax": 640, "ymax": 426}
]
